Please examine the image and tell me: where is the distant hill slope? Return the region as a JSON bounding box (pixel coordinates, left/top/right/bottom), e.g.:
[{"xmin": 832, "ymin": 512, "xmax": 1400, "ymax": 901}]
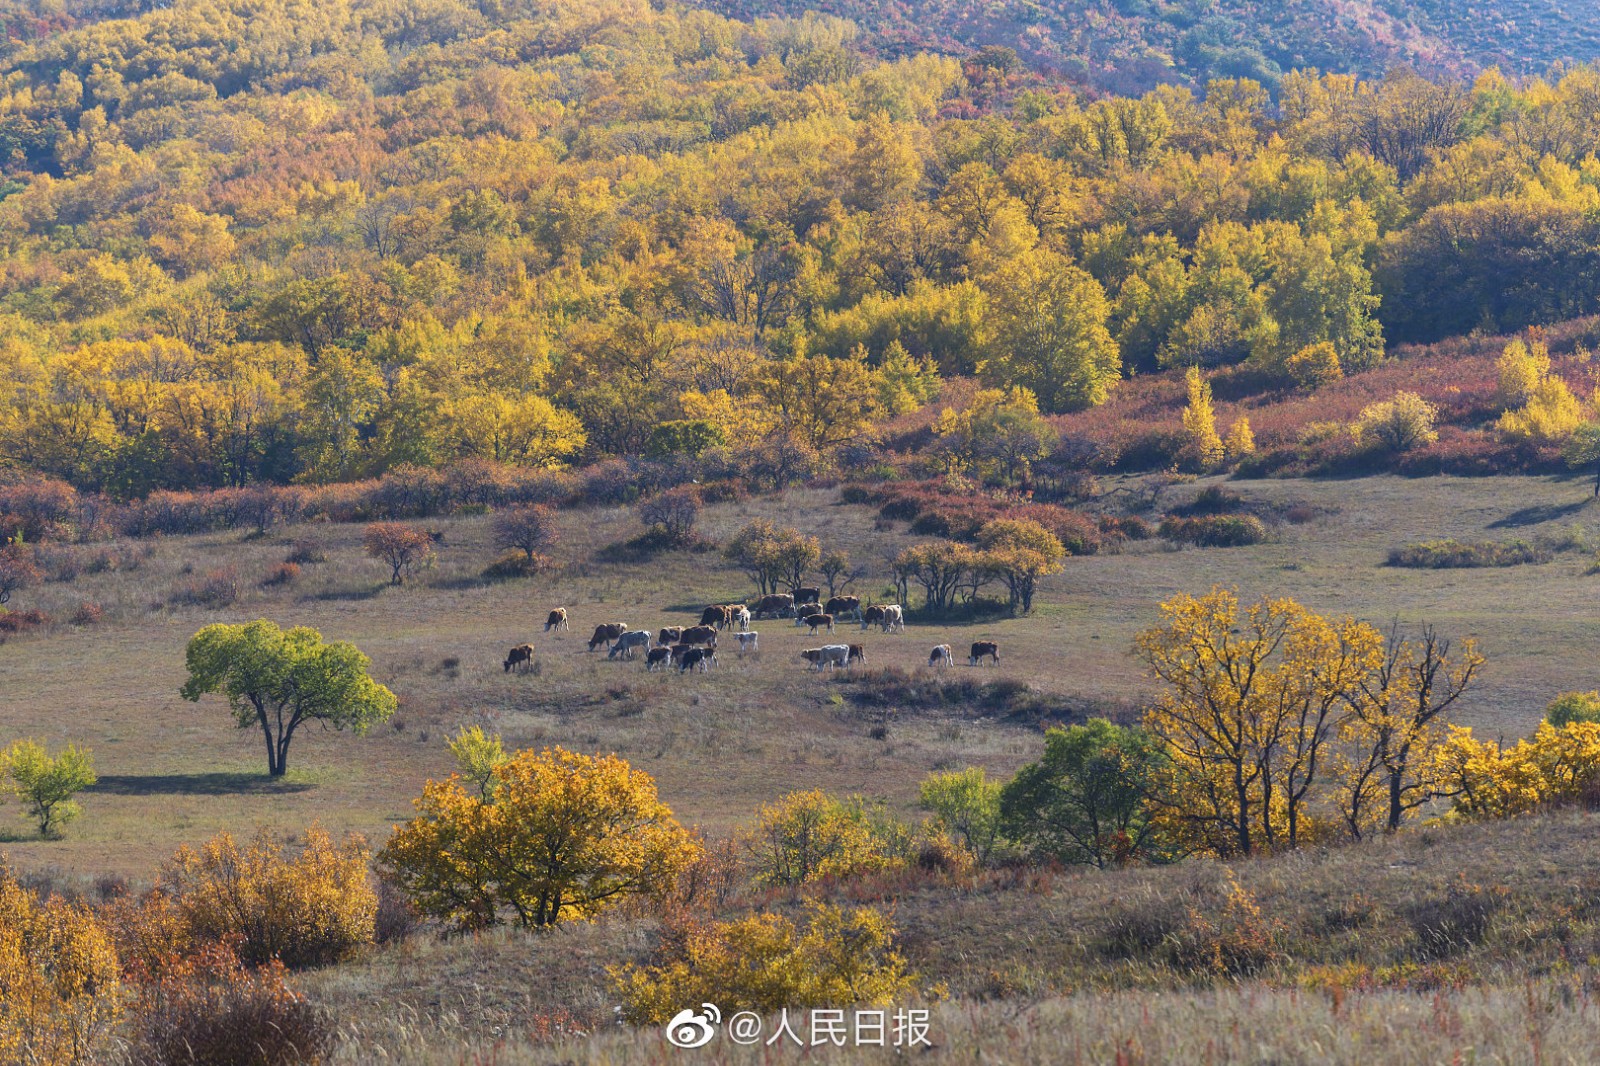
[{"xmin": 691, "ymin": 0, "xmax": 1600, "ymax": 92}]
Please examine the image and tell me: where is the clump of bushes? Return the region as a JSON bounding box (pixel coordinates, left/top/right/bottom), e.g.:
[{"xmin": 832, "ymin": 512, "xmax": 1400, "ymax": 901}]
[
  {"xmin": 261, "ymin": 562, "xmax": 300, "ymax": 588},
  {"xmin": 1159, "ymin": 514, "xmax": 1269, "ymax": 547},
  {"xmin": 1386, "ymin": 539, "xmax": 1549, "ymax": 569},
  {"xmin": 169, "ymin": 566, "xmax": 242, "ymax": 608}
]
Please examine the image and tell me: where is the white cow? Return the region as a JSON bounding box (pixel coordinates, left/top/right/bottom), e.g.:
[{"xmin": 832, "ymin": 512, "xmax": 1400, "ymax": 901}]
[
  {"xmin": 801, "ymin": 645, "xmax": 851, "ymax": 671},
  {"xmin": 879, "ymin": 604, "xmax": 905, "ymax": 633},
  {"xmin": 928, "ymin": 644, "xmax": 953, "ymax": 667},
  {"xmin": 735, "ymin": 631, "xmax": 759, "ymax": 654},
  {"xmin": 731, "ymin": 605, "xmax": 751, "ymax": 631},
  {"xmin": 607, "ymin": 629, "xmax": 652, "ymax": 660}
]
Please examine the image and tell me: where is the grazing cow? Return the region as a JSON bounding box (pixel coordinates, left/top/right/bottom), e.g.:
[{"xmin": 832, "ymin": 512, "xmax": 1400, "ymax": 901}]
[
  {"xmin": 587, "ymin": 622, "xmax": 629, "ymax": 651},
  {"xmin": 668, "ymin": 642, "xmax": 694, "ymax": 664},
  {"xmin": 754, "ymin": 593, "xmax": 795, "ymax": 619},
  {"xmin": 700, "ymin": 604, "xmax": 732, "ymax": 629},
  {"xmin": 800, "ymin": 646, "xmax": 850, "ymax": 671},
  {"xmin": 680, "ymin": 647, "xmax": 716, "ymax": 672},
  {"xmin": 730, "ymin": 605, "xmax": 752, "ymax": 631},
  {"xmin": 969, "ymin": 641, "xmax": 1000, "ymax": 667},
  {"xmin": 792, "ymin": 587, "xmax": 821, "ymax": 607},
  {"xmin": 658, "ymin": 626, "xmax": 684, "ymax": 646},
  {"xmin": 825, "ymin": 595, "xmax": 861, "ymax": 621},
  {"xmin": 792, "ymin": 603, "xmax": 823, "ymax": 625},
  {"xmin": 879, "ymin": 604, "xmax": 905, "ymax": 633},
  {"xmin": 680, "ymin": 625, "xmax": 718, "ymax": 647},
  {"xmin": 928, "ymin": 644, "xmax": 953, "ymax": 668},
  {"xmin": 802, "ymin": 613, "xmax": 834, "ymax": 634},
  {"xmin": 544, "ymin": 608, "xmax": 568, "ymax": 632},
  {"xmin": 608, "ymin": 630, "xmax": 651, "ymax": 660},
  {"xmin": 503, "ymin": 643, "xmax": 534, "ymax": 673},
  {"xmin": 734, "ymin": 631, "xmax": 759, "ymax": 654},
  {"xmin": 847, "ymin": 643, "xmax": 867, "ymax": 665},
  {"xmin": 860, "ymin": 604, "xmax": 887, "ymax": 630},
  {"xmin": 646, "ymin": 646, "xmax": 673, "ymax": 671}
]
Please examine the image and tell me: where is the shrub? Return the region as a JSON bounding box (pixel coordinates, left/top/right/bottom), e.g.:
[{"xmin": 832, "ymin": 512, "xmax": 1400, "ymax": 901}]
[
  {"xmin": 612, "ymin": 903, "xmax": 915, "ymax": 1024},
  {"xmin": 0, "ymin": 478, "xmax": 80, "ymax": 542},
  {"xmin": 161, "ymin": 827, "xmax": 377, "ymax": 969},
  {"xmin": 169, "ymin": 566, "xmax": 242, "ymax": 609},
  {"xmin": 1436, "ymin": 721, "xmax": 1600, "ymax": 819},
  {"xmin": 380, "ymin": 748, "xmax": 701, "ymax": 929},
  {"xmin": 284, "ymin": 541, "xmax": 328, "ymax": 566},
  {"xmin": 918, "ymin": 768, "xmax": 1004, "ymax": 865},
  {"xmin": 1353, "ymin": 391, "xmax": 1439, "ymax": 453},
  {"xmin": 492, "ymin": 504, "xmax": 559, "ymax": 565},
  {"xmin": 1546, "ymin": 691, "xmax": 1600, "ymax": 727},
  {"xmin": 0, "ymin": 608, "xmax": 50, "ymax": 637},
  {"xmin": 1172, "ymin": 485, "xmax": 1245, "ymax": 516},
  {"xmin": 0, "ymin": 542, "xmax": 41, "ymax": 607},
  {"xmin": 1386, "ymin": 539, "xmax": 1549, "ymax": 569},
  {"xmin": 0, "ymin": 869, "xmax": 123, "ymax": 1064},
  {"xmin": 637, "ymin": 486, "xmax": 702, "ymax": 547},
  {"xmin": 122, "ymin": 942, "xmax": 333, "ymax": 1066},
  {"xmin": 261, "ymin": 562, "xmax": 300, "ymax": 588},
  {"xmin": 1, "ymin": 740, "xmax": 97, "ymax": 839},
  {"xmin": 481, "ymin": 551, "xmax": 546, "ymax": 581},
  {"xmin": 70, "ymin": 602, "xmax": 103, "ymax": 626},
  {"xmin": 744, "ymin": 789, "xmax": 909, "ymax": 886},
  {"xmin": 1173, "ymin": 874, "xmax": 1284, "ymax": 977},
  {"xmin": 363, "ymin": 522, "xmax": 435, "ymax": 584},
  {"xmin": 1158, "ymin": 514, "xmax": 1269, "ymax": 547}
]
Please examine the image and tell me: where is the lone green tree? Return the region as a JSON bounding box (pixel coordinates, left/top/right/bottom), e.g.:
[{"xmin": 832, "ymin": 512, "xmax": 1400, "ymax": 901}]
[
  {"xmin": 1564, "ymin": 421, "xmax": 1600, "ymax": 497},
  {"xmin": 2, "ymin": 739, "xmax": 97, "ymax": 838},
  {"xmin": 180, "ymin": 620, "xmax": 397, "ymax": 776}
]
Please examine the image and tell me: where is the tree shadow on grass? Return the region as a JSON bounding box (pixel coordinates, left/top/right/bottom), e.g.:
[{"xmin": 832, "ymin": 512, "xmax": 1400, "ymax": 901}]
[
  {"xmin": 1487, "ymin": 498, "xmax": 1594, "ymax": 529},
  {"xmin": 88, "ymin": 772, "xmax": 312, "ymax": 797},
  {"xmin": 307, "ymin": 584, "xmax": 386, "ymax": 602}
]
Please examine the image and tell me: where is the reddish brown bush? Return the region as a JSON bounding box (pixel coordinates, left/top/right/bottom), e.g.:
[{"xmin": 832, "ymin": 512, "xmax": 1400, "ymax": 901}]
[
  {"xmin": 71, "ymin": 602, "xmax": 104, "ymax": 626},
  {"xmin": 169, "ymin": 567, "xmax": 242, "ymax": 609},
  {"xmin": 261, "ymin": 562, "xmax": 301, "ymax": 588}
]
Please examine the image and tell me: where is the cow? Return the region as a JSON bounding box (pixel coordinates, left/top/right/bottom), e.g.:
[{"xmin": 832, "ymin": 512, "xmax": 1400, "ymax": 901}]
[
  {"xmin": 754, "ymin": 593, "xmax": 794, "ymax": 619},
  {"xmin": 802, "ymin": 613, "xmax": 834, "ymax": 634},
  {"xmin": 792, "ymin": 587, "xmax": 821, "ymax": 607},
  {"xmin": 846, "ymin": 643, "xmax": 867, "ymax": 665},
  {"xmin": 658, "ymin": 626, "xmax": 684, "ymax": 646},
  {"xmin": 969, "ymin": 641, "xmax": 1000, "ymax": 666},
  {"xmin": 700, "ymin": 604, "xmax": 732, "ymax": 629},
  {"xmin": 729, "ymin": 605, "xmax": 752, "ymax": 631},
  {"xmin": 544, "ymin": 608, "xmax": 568, "ymax": 633},
  {"xmin": 800, "ymin": 646, "xmax": 851, "ymax": 671},
  {"xmin": 860, "ymin": 604, "xmax": 888, "ymax": 630},
  {"xmin": 668, "ymin": 642, "xmax": 695, "ymax": 664},
  {"xmin": 824, "ymin": 595, "xmax": 861, "ymax": 621},
  {"xmin": 680, "ymin": 647, "xmax": 716, "ymax": 672},
  {"xmin": 792, "ymin": 602, "xmax": 823, "ymax": 625},
  {"xmin": 680, "ymin": 625, "xmax": 718, "ymax": 647},
  {"xmin": 503, "ymin": 643, "xmax": 534, "ymax": 673},
  {"xmin": 608, "ymin": 630, "xmax": 651, "ymax": 660},
  {"xmin": 928, "ymin": 644, "xmax": 953, "ymax": 668},
  {"xmin": 587, "ymin": 623, "xmax": 628, "ymax": 651},
  {"xmin": 645, "ymin": 646, "xmax": 673, "ymax": 671},
  {"xmin": 878, "ymin": 604, "xmax": 905, "ymax": 633},
  {"xmin": 735, "ymin": 631, "xmax": 759, "ymax": 654}
]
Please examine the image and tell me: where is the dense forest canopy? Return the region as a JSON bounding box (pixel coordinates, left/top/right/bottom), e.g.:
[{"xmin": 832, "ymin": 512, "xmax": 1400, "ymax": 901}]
[{"xmin": 0, "ymin": 0, "xmax": 1599, "ymax": 495}]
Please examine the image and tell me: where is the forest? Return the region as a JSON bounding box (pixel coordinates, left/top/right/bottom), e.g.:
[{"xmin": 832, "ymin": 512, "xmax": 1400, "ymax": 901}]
[{"xmin": 1, "ymin": 0, "xmax": 1599, "ymax": 503}]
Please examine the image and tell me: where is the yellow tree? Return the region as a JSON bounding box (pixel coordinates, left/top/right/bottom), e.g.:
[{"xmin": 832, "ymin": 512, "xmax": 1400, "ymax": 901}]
[
  {"xmin": 1181, "ymin": 366, "xmax": 1225, "ymax": 468},
  {"xmin": 1136, "ymin": 589, "xmax": 1382, "ymax": 856},
  {"xmin": 1336, "ymin": 626, "xmax": 1483, "ymax": 838},
  {"xmin": 379, "ymin": 747, "xmax": 701, "ymax": 929}
]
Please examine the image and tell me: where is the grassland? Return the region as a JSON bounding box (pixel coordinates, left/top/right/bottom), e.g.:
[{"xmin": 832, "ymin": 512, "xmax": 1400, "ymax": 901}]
[{"xmin": 6, "ymin": 471, "xmax": 1600, "ymax": 1061}]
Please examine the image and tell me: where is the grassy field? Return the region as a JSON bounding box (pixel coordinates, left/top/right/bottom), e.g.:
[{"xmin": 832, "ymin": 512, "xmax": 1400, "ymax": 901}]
[{"xmin": 3, "ymin": 473, "xmax": 1599, "ymax": 879}]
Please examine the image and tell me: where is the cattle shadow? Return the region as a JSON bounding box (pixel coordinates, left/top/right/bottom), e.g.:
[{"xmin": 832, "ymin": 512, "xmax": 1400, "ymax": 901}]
[
  {"xmin": 1487, "ymin": 498, "xmax": 1594, "ymax": 529},
  {"xmin": 88, "ymin": 773, "xmax": 313, "ymax": 797}
]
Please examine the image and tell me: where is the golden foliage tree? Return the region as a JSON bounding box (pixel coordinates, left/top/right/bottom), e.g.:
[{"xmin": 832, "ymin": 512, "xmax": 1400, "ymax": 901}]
[
  {"xmin": 379, "ymin": 747, "xmax": 701, "ymax": 929},
  {"xmin": 1180, "ymin": 365, "xmax": 1225, "ymax": 468}
]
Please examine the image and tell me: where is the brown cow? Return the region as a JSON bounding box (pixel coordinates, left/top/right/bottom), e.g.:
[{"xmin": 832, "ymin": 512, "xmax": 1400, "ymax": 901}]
[
  {"xmin": 544, "ymin": 608, "xmax": 568, "ymax": 632},
  {"xmin": 668, "ymin": 642, "xmax": 694, "ymax": 664},
  {"xmin": 860, "ymin": 604, "xmax": 888, "ymax": 630},
  {"xmin": 847, "ymin": 644, "xmax": 867, "ymax": 665},
  {"xmin": 680, "ymin": 625, "xmax": 719, "ymax": 647},
  {"xmin": 587, "ymin": 622, "xmax": 628, "ymax": 651},
  {"xmin": 969, "ymin": 641, "xmax": 1000, "ymax": 667},
  {"xmin": 792, "ymin": 586, "xmax": 821, "ymax": 607},
  {"xmin": 824, "ymin": 595, "xmax": 860, "ymax": 620},
  {"xmin": 803, "ymin": 613, "xmax": 834, "ymax": 634},
  {"xmin": 753, "ymin": 593, "xmax": 794, "ymax": 619},
  {"xmin": 657, "ymin": 626, "xmax": 684, "ymax": 646},
  {"xmin": 504, "ymin": 643, "xmax": 534, "ymax": 673},
  {"xmin": 700, "ymin": 604, "xmax": 732, "ymax": 629}
]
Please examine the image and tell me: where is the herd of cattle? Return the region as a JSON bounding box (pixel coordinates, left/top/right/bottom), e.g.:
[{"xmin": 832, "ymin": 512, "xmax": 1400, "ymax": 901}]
[{"xmin": 502, "ymin": 597, "xmax": 1002, "ymax": 675}]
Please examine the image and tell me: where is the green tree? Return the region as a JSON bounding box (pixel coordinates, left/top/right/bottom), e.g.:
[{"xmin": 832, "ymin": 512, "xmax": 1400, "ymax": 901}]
[
  {"xmin": 979, "ymin": 248, "xmax": 1121, "ymax": 413},
  {"xmin": 918, "ymin": 767, "xmax": 1003, "ymax": 865},
  {"xmin": 448, "ymin": 725, "xmax": 508, "ymax": 800},
  {"xmin": 1564, "ymin": 422, "xmax": 1600, "ymax": 497},
  {"xmin": 999, "ymin": 719, "xmax": 1164, "ymax": 868},
  {"xmin": 1, "ymin": 740, "xmax": 96, "ymax": 839},
  {"xmin": 179, "ymin": 620, "xmax": 397, "ymax": 776}
]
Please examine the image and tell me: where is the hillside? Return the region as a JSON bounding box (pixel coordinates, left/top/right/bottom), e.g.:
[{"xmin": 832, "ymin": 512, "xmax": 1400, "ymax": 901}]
[{"xmin": 690, "ymin": 0, "xmax": 1600, "ymax": 92}]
